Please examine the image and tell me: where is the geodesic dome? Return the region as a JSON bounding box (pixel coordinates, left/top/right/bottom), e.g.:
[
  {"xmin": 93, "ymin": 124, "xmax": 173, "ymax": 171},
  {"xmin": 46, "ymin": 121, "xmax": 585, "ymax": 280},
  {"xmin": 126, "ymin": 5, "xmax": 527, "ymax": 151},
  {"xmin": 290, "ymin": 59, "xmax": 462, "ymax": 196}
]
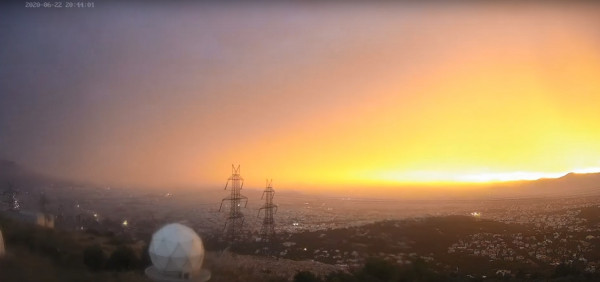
[{"xmin": 148, "ymin": 223, "xmax": 205, "ymax": 276}]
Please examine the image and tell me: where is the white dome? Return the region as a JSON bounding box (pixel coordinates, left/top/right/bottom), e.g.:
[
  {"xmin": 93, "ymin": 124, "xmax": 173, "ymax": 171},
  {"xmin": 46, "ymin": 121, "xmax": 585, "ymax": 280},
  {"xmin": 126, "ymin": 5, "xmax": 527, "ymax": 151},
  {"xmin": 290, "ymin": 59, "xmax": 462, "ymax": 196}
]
[{"xmin": 149, "ymin": 223, "xmax": 205, "ymax": 274}]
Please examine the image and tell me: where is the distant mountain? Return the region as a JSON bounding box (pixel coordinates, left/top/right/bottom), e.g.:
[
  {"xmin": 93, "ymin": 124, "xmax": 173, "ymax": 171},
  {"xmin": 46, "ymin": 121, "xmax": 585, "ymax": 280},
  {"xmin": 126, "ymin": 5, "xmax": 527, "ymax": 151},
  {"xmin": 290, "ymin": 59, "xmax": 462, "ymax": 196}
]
[
  {"xmin": 0, "ymin": 159, "xmax": 33, "ymax": 181},
  {"xmin": 0, "ymin": 159, "xmax": 59, "ymax": 190},
  {"xmin": 488, "ymin": 172, "xmax": 600, "ymax": 199},
  {"xmin": 337, "ymin": 171, "xmax": 600, "ymax": 200},
  {"xmin": 0, "ymin": 159, "xmax": 20, "ymax": 176},
  {"xmin": 2, "ymin": 158, "xmax": 599, "ymax": 199}
]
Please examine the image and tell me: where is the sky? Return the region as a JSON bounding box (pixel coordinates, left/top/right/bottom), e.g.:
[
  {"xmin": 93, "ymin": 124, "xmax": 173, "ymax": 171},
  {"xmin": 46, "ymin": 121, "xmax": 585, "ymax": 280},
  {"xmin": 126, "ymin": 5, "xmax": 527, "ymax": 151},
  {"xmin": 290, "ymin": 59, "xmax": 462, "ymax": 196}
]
[{"xmin": 1, "ymin": 2, "xmax": 600, "ymax": 191}]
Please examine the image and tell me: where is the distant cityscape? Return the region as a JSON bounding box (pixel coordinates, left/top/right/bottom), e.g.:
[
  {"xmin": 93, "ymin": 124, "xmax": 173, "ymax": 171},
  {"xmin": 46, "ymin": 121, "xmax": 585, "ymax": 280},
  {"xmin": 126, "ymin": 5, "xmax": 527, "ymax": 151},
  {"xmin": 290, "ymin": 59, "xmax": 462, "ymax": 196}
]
[{"xmin": 3, "ymin": 166, "xmax": 600, "ymax": 280}]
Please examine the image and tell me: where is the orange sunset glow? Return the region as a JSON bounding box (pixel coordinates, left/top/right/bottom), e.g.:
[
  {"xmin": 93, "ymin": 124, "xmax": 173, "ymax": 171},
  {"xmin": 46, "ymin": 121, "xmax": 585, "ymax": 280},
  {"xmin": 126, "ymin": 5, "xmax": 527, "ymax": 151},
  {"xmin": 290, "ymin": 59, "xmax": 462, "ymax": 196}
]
[{"xmin": 2, "ymin": 2, "xmax": 600, "ymax": 190}]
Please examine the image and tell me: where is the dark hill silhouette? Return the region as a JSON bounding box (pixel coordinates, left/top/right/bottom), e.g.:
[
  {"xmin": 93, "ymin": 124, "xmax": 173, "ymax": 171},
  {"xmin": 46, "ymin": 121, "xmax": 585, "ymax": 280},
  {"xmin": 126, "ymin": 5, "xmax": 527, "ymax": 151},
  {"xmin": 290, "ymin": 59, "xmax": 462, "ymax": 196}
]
[
  {"xmin": 0, "ymin": 160, "xmax": 26, "ymax": 179},
  {"xmin": 488, "ymin": 172, "xmax": 600, "ymax": 199},
  {"xmin": 0, "ymin": 159, "xmax": 67, "ymax": 191}
]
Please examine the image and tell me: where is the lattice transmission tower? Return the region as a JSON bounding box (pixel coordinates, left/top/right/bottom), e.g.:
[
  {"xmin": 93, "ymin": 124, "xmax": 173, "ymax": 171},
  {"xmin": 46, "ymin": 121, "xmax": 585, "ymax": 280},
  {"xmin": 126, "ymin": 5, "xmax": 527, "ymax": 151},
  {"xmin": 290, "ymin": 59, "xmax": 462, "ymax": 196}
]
[
  {"xmin": 219, "ymin": 165, "xmax": 248, "ymax": 240},
  {"xmin": 258, "ymin": 179, "xmax": 278, "ymax": 242}
]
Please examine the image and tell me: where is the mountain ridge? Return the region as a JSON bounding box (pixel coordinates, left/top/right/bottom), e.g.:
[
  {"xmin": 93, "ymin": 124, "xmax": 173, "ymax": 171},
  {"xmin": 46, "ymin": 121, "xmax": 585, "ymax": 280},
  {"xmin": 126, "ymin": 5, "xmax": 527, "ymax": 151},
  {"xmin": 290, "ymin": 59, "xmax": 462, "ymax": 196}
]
[{"xmin": 1, "ymin": 159, "xmax": 599, "ymax": 199}]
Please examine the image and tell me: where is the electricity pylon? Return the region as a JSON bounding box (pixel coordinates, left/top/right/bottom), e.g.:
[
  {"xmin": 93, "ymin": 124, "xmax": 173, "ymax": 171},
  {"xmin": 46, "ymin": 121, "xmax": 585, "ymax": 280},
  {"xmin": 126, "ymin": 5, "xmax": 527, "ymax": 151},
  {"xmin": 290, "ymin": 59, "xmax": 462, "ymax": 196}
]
[
  {"xmin": 219, "ymin": 165, "xmax": 248, "ymax": 240},
  {"xmin": 258, "ymin": 179, "xmax": 277, "ymax": 242}
]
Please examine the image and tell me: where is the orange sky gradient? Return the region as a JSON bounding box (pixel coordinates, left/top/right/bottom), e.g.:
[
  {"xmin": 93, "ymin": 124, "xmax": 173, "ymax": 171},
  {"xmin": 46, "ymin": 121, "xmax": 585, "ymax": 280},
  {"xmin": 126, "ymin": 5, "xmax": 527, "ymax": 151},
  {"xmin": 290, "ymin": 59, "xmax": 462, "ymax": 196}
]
[{"xmin": 2, "ymin": 2, "xmax": 600, "ymax": 191}]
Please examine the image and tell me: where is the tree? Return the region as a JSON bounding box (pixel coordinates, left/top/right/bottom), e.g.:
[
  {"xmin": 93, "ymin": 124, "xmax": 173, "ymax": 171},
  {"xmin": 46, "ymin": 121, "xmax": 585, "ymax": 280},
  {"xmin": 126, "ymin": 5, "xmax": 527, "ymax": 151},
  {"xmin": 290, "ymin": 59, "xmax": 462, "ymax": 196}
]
[
  {"xmin": 139, "ymin": 242, "xmax": 152, "ymax": 268},
  {"xmin": 324, "ymin": 271, "xmax": 358, "ymax": 282},
  {"xmin": 83, "ymin": 244, "xmax": 106, "ymax": 271},
  {"xmin": 359, "ymin": 257, "xmax": 398, "ymax": 281},
  {"xmin": 294, "ymin": 270, "xmax": 322, "ymax": 282},
  {"xmin": 105, "ymin": 245, "xmax": 139, "ymax": 272},
  {"xmin": 553, "ymin": 262, "xmax": 580, "ymax": 278}
]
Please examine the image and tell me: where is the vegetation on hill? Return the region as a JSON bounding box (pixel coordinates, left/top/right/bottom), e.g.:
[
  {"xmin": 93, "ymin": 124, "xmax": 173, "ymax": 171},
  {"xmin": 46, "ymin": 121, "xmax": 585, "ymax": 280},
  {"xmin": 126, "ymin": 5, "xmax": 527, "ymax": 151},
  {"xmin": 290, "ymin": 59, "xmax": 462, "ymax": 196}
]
[
  {"xmin": 0, "ymin": 214, "xmax": 149, "ymax": 282},
  {"xmin": 293, "ymin": 257, "xmax": 446, "ymax": 282},
  {"xmin": 3, "ymin": 211, "xmax": 600, "ymax": 281}
]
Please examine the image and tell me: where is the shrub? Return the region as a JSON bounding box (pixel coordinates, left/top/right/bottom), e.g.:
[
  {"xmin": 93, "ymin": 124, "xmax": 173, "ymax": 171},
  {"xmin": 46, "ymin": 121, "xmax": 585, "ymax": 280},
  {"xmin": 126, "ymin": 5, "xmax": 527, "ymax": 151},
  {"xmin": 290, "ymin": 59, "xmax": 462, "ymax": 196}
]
[
  {"xmin": 105, "ymin": 245, "xmax": 139, "ymax": 272},
  {"xmin": 83, "ymin": 244, "xmax": 106, "ymax": 271},
  {"xmin": 294, "ymin": 270, "xmax": 322, "ymax": 282}
]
